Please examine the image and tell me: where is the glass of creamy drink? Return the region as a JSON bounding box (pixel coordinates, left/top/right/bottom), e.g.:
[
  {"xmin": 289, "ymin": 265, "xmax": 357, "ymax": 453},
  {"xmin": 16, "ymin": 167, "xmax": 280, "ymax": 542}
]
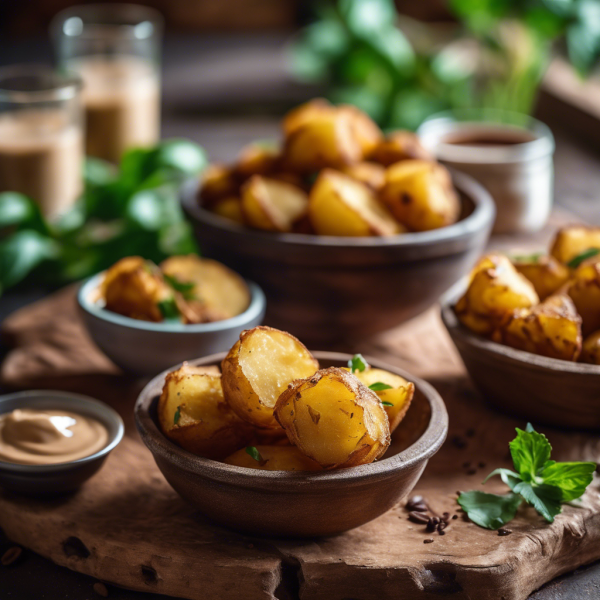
[
  {"xmin": 51, "ymin": 4, "xmax": 163, "ymax": 163},
  {"xmin": 0, "ymin": 65, "xmax": 83, "ymax": 219}
]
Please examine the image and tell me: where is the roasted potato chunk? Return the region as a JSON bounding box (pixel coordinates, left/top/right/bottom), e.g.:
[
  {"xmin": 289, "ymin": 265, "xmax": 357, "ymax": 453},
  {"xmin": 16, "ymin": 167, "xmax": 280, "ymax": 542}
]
[
  {"xmin": 513, "ymin": 255, "xmax": 571, "ymax": 300},
  {"xmin": 493, "ymin": 294, "xmax": 582, "ymax": 361},
  {"xmin": 241, "ymin": 175, "xmax": 309, "ymax": 232},
  {"xmin": 354, "ymin": 368, "xmax": 415, "ymax": 433},
  {"xmin": 199, "ymin": 164, "xmax": 239, "ymax": 208},
  {"xmin": 309, "ymin": 169, "xmax": 402, "ymax": 237},
  {"xmin": 339, "ymin": 104, "xmax": 383, "ymax": 157},
  {"xmin": 234, "ymin": 144, "xmax": 280, "ymax": 180},
  {"xmin": 161, "ymin": 255, "xmax": 250, "ymax": 321},
  {"xmin": 282, "ymin": 98, "xmax": 333, "ymax": 136},
  {"xmin": 158, "ymin": 365, "xmax": 253, "ymax": 459},
  {"xmin": 283, "ymin": 108, "xmax": 362, "ymax": 173},
  {"xmin": 340, "ymin": 161, "xmax": 386, "ymax": 191},
  {"xmin": 550, "ymin": 225, "xmax": 600, "ymax": 265},
  {"xmin": 455, "ymin": 254, "xmax": 540, "ymax": 335},
  {"xmin": 581, "ymin": 330, "xmax": 600, "ymax": 365},
  {"xmin": 568, "ymin": 261, "xmax": 600, "ymax": 336},
  {"xmin": 212, "ymin": 196, "xmax": 245, "ymax": 224},
  {"xmin": 369, "ymin": 131, "xmax": 433, "ymax": 166},
  {"xmin": 223, "ymin": 445, "xmax": 322, "ymax": 471},
  {"xmin": 101, "ymin": 256, "xmax": 170, "ymax": 322},
  {"xmin": 380, "ymin": 160, "xmax": 460, "ymax": 231},
  {"xmin": 274, "ymin": 367, "xmax": 390, "ymax": 469},
  {"xmin": 221, "ymin": 326, "xmax": 319, "ymax": 429}
]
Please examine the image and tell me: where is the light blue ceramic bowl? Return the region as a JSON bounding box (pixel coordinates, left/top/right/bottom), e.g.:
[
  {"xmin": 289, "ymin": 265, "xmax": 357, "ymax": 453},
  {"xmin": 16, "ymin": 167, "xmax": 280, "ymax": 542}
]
[{"xmin": 78, "ymin": 273, "xmax": 266, "ymax": 376}]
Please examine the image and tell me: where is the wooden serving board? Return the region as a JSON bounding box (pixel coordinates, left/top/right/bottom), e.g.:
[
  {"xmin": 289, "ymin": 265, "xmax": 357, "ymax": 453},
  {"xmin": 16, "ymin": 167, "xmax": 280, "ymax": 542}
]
[{"xmin": 1, "ymin": 281, "xmax": 600, "ymax": 600}]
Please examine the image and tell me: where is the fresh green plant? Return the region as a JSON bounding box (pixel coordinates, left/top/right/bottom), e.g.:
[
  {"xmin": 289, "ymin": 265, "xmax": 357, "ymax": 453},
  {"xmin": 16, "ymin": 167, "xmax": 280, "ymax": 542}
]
[
  {"xmin": 458, "ymin": 424, "xmax": 596, "ymax": 529},
  {"xmin": 291, "ymin": 0, "xmax": 600, "ymax": 129},
  {"xmin": 0, "ymin": 139, "xmax": 206, "ymax": 296}
]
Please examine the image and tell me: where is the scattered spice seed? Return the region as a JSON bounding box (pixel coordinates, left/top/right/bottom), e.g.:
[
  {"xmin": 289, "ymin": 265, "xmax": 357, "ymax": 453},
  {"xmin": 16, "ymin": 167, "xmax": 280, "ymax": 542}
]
[
  {"xmin": 498, "ymin": 528, "xmax": 512, "ymax": 537},
  {"xmin": 438, "ymin": 521, "xmax": 447, "ymax": 532},
  {"xmin": 408, "ymin": 511, "xmax": 430, "ymax": 524},
  {"xmin": 466, "ymin": 468, "xmax": 477, "ymax": 476},
  {"xmin": 1, "ymin": 546, "xmax": 22, "ymax": 567},
  {"xmin": 439, "ymin": 530, "xmax": 446, "ymax": 536},
  {"xmin": 442, "ymin": 512, "xmax": 450, "ymax": 523},
  {"xmin": 93, "ymin": 582, "xmax": 108, "ymax": 597},
  {"xmin": 451, "ymin": 435, "xmax": 467, "ymax": 449},
  {"xmin": 424, "ymin": 538, "xmax": 434, "ymax": 544},
  {"xmin": 478, "ymin": 462, "xmax": 486, "ymax": 469},
  {"xmin": 426, "ymin": 518, "xmax": 436, "ymax": 533},
  {"xmin": 452, "ymin": 514, "xmax": 458, "ymax": 520}
]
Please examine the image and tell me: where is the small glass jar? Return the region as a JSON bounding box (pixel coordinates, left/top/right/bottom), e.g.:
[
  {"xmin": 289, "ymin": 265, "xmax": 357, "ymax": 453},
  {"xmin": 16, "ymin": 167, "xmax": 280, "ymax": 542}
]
[
  {"xmin": 0, "ymin": 65, "xmax": 83, "ymax": 219},
  {"xmin": 51, "ymin": 3, "xmax": 163, "ymax": 163}
]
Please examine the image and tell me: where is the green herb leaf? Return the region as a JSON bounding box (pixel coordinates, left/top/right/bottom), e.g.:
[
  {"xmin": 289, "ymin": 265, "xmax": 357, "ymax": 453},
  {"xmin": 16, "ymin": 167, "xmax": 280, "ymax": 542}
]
[
  {"xmin": 348, "ymin": 354, "xmax": 368, "ymax": 373},
  {"xmin": 157, "ymin": 297, "xmax": 181, "ymax": 323},
  {"xmin": 512, "ymin": 481, "xmax": 563, "ymax": 522},
  {"xmin": 510, "ymin": 252, "xmax": 544, "ymax": 264},
  {"xmin": 540, "ymin": 461, "xmax": 596, "ymax": 502},
  {"xmin": 458, "ymin": 491, "xmax": 523, "ymax": 530},
  {"xmin": 381, "ymin": 401, "xmax": 394, "ymax": 407},
  {"xmin": 509, "ymin": 425, "xmax": 551, "ymax": 481},
  {"xmin": 245, "ymin": 446, "xmax": 263, "ymax": 463},
  {"xmin": 484, "ymin": 467, "xmax": 522, "ymax": 490},
  {"xmin": 174, "ymin": 406, "xmax": 181, "ymax": 425},
  {"xmin": 567, "ymin": 248, "xmax": 600, "ymax": 269},
  {"xmin": 369, "ymin": 382, "xmax": 393, "ymax": 391},
  {"xmin": 164, "ymin": 274, "xmax": 196, "ymax": 300}
]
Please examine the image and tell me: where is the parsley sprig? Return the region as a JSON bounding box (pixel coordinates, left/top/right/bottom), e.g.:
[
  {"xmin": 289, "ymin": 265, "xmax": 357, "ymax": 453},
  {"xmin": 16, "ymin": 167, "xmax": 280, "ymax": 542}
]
[
  {"xmin": 458, "ymin": 424, "xmax": 596, "ymax": 529},
  {"xmin": 368, "ymin": 382, "xmax": 393, "ymax": 391},
  {"xmin": 348, "ymin": 354, "xmax": 368, "ymax": 373},
  {"xmin": 164, "ymin": 274, "xmax": 197, "ymax": 300},
  {"xmin": 567, "ymin": 248, "xmax": 600, "ymax": 269},
  {"xmin": 157, "ymin": 296, "xmax": 181, "ymax": 323}
]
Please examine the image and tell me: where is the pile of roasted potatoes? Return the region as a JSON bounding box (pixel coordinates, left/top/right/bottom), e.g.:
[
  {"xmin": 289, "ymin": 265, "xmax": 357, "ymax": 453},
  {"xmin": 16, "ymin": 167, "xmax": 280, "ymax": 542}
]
[
  {"xmin": 455, "ymin": 225, "xmax": 600, "ymax": 364},
  {"xmin": 99, "ymin": 255, "xmax": 250, "ymax": 324},
  {"xmin": 157, "ymin": 326, "xmax": 415, "ymax": 470},
  {"xmin": 198, "ymin": 99, "xmax": 460, "ymax": 236}
]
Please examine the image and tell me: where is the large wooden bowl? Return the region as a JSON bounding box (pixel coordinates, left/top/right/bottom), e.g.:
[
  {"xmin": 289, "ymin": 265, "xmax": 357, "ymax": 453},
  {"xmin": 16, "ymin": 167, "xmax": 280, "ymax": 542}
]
[
  {"xmin": 441, "ymin": 285, "xmax": 600, "ymax": 429},
  {"xmin": 135, "ymin": 352, "xmax": 448, "ymax": 537},
  {"xmin": 181, "ymin": 171, "xmax": 495, "ymax": 343}
]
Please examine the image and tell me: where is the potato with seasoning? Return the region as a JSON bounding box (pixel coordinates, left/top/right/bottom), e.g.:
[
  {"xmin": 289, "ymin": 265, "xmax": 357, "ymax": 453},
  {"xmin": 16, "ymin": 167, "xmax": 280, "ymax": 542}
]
[
  {"xmin": 567, "ymin": 260, "xmax": 600, "ymax": 336},
  {"xmin": 158, "ymin": 364, "xmax": 254, "ymax": 459},
  {"xmin": 223, "ymin": 445, "xmax": 322, "ymax": 471},
  {"xmin": 380, "ymin": 160, "xmax": 460, "ymax": 232},
  {"xmin": 274, "ymin": 367, "xmax": 391, "ymax": 469},
  {"xmin": 455, "ymin": 254, "xmax": 539, "ymax": 335},
  {"xmin": 581, "ymin": 330, "xmax": 600, "ymax": 364},
  {"xmin": 493, "ymin": 294, "xmax": 582, "ymax": 361},
  {"xmin": 309, "ymin": 169, "xmax": 403, "ymax": 237},
  {"xmin": 512, "ymin": 255, "xmax": 571, "ymax": 300},
  {"xmin": 221, "ymin": 326, "xmax": 319, "ymax": 429},
  {"xmin": 550, "ymin": 225, "xmax": 600, "ymax": 265},
  {"xmin": 368, "ymin": 131, "xmax": 433, "ymax": 166}
]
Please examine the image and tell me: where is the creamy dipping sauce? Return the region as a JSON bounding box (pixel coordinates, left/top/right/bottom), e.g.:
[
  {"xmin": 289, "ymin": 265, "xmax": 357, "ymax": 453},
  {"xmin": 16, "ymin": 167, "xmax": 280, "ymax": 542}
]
[{"xmin": 0, "ymin": 408, "xmax": 108, "ymax": 465}]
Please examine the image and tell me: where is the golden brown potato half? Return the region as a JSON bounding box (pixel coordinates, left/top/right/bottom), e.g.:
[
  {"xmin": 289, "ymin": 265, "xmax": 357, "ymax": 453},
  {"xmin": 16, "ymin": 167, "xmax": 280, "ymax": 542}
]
[
  {"xmin": 550, "ymin": 225, "xmax": 600, "ymax": 265},
  {"xmin": 380, "ymin": 160, "xmax": 460, "ymax": 231},
  {"xmin": 223, "ymin": 445, "xmax": 322, "ymax": 471},
  {"xmin": 158, "ymin": 364, "xmax": 254, "ymax": 459},
  {"xmin": 199, "ymin": 164, "xmax": 239, "ymax": 208},
  {"xmin": 568, "ymin": 261, "xmax": 600, "ymax": 336},
  {"xmin": 221, "ymin": 326, "xmax": 319, "ymax": 429},
  {"xmin": 241, "ymin": 175, "xmax": 309, "ymax": 232},
  {"xmin": 494, "ymin": 294, "xmax": 582, "ymax": 361},
  {"xmin": 309, "ymin": 169, "xmax": 403, "ymax": 237},
  {"xmin": 581, "ymin": 330, "xmax": 600, "ymax": 364},
  {"xmin": 283, "ymin": 108, "xmax": 362, "ymax": 173},
  {"xmin": 282, "ymin": 98, "xmax": 334, "ymax": 136},
  {"xmin": 340, "ymin": 161, "xmax": 386, "ymax": 192},
  {"xmin": 339, "ymin": 104, "xmax": 383, "ymax": 157},
  {"xmin": 274, "ymin": 367, "xmax": 390, "ymax": 469},
  {"xmin": 212, "ymin": 196, "xmax": 245, "ymax": 224},
  {"xmin": 455, "ymin": 254, "xmax": 540, "ymax": 335},
  {"xmin": 160, "ymin": 255, "xmax": 250, "ymax": 321},
  {"xmin": 513, "ymin": 255, "xmax": 571, "ymax": 300},
  {"xmin": 353, "ymin": 368, "xmax": 415, "ymax": 434},
  {"xmin": 234, "ymin": 144, "xmax": 281, "ymax": 180},
  {"xmin": 368, "ymin": 131, "xmax": 433, "ymax": 166},
  {"xmin": 101, "ymin": 256, "xmax": 170, "ymax": 322}
]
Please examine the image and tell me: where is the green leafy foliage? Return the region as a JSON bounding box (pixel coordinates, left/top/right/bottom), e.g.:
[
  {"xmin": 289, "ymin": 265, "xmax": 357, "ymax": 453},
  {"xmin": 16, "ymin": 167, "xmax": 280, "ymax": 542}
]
[
  {"xmin": 458, "ymin": 424, "xmax": 595, "ymax": 529},
  {"xmin": 567, "ymin": 248, "xmax": 600, "ymax": 269},
  {"xmin": 164, "ymin": 274, "xmax": 196, "ymax": 300},
  {"xmin": 368, "ymin": 382, "xmax": 393, "ymax": 391},
  {"xmin": 0, "ymin": 139, "xmax": 206, "ymax": 296},
  {"xmin": 157, "ymin": 297, "xmax": 181, "ymax": 323},
  {"xmin": 348, "ymin": 354, "xmax": 368, "ymax": 373},
  {"xmin": 245, "ymin": 446, "xmax": 264, "ymax": 463}
]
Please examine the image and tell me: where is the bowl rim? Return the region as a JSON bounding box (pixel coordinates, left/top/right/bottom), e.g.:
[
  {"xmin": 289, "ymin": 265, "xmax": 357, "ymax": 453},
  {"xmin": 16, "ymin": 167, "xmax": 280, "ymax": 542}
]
[
  {"xmin": 440, "ymin": 280, "xmax": 600, "ymax": 376},
  {"xmin": 134, "ymin": 351, "xmax": 448, "ymax": 489},
  {"xmin": 78, "ymin": 273, "xmax": 266, "ymax": 334},
  {"xmin": 181, "ymin": 169, "xmax": 496, "ymax": 251},
  {"xmin": 0, "ymin": 390, "xmax": 124, "ymax": 473}
]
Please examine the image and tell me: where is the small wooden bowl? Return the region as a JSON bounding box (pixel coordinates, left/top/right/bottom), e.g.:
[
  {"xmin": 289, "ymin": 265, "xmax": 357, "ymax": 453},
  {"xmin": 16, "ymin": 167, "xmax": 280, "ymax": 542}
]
[
  {"xmin": 135, "ymin": 352, "xmax": 448, "ymax": 537},
  {"xmin": 181, "ymin": 171, "xmax": 495, "ymax": 343},
  {"xmin": 441, "ymin": 286, "xmax": 600, "ymax": 429}
]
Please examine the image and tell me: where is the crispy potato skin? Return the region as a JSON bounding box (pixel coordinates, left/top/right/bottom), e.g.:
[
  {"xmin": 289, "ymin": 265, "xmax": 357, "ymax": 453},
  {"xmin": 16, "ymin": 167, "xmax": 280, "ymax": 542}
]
[
  {"xmin": 380, "ymin": 160, "xmax": 459, "ymax": 231},
  {"xmin": 568, "ymin": 261, "xmax": 600, "ymax": 336},
  {"xmin": 581, "ymin": 330, "xmax": 600, "ymax": 364},
  {"xmin": 212, "ymin": 197, "xmax": 245, "ymax": 224},
  {"xmin": 368, "ymin": 131, "xmax": 433, "ymax": 166},
  {"xmin": 493, "ymin": 294, "xmax": 582, "ymax": 361},
  {"xmin": 274, "ymin": 367, "xmax": 391, "ymax": 469},
  {"xmin": 455, "ymin": 254, "xmax": 540, "ymax": 335},
  {"xmin": 339, "ymin": 104, "xmax": 383, "ymax": 157},
  {"xmin": 158, "ymin": 365, "xmax": 254, "ymax": 459},
  {"xmin": 221, "ymin": 326, "xmax": 319, "ymax": 429},
  {"xmin": 223, "ymin": 445, "xmax": 322, "ymax": 471},
  {"xmin": 513, "ymin": 256, "xmax": 570, "ymax": 300},
  {"xmin": 340, "ymin": 161, "xmax": 386, "ymax": 192},
  {"xmin": 282, "ymin": 98, "xmax": 333, "ymax": 136},
  {"xmin": 198, "ymin": 164, "xmax": 240, "ymax": 208},
  {"xmin": 234, "ymin": 144, "xmax": 281, "ymax": 180},
  {"xmin": 550, "ymin": 225, "xmax": 600, "ymax": 264}
]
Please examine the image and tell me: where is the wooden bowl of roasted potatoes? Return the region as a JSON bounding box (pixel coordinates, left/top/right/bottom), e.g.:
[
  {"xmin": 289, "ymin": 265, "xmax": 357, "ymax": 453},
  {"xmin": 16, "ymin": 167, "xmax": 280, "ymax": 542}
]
[
  {"xmin": 135, "ymin": 326, "xmax": 448, "ymax": 537},
  {"xmin": 441, "ymin": 225, "xmax": 600, "ymax": 429},
  {"xmin": 182, "ymin": 99, "xmax": 495, "ymax": 342}
]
